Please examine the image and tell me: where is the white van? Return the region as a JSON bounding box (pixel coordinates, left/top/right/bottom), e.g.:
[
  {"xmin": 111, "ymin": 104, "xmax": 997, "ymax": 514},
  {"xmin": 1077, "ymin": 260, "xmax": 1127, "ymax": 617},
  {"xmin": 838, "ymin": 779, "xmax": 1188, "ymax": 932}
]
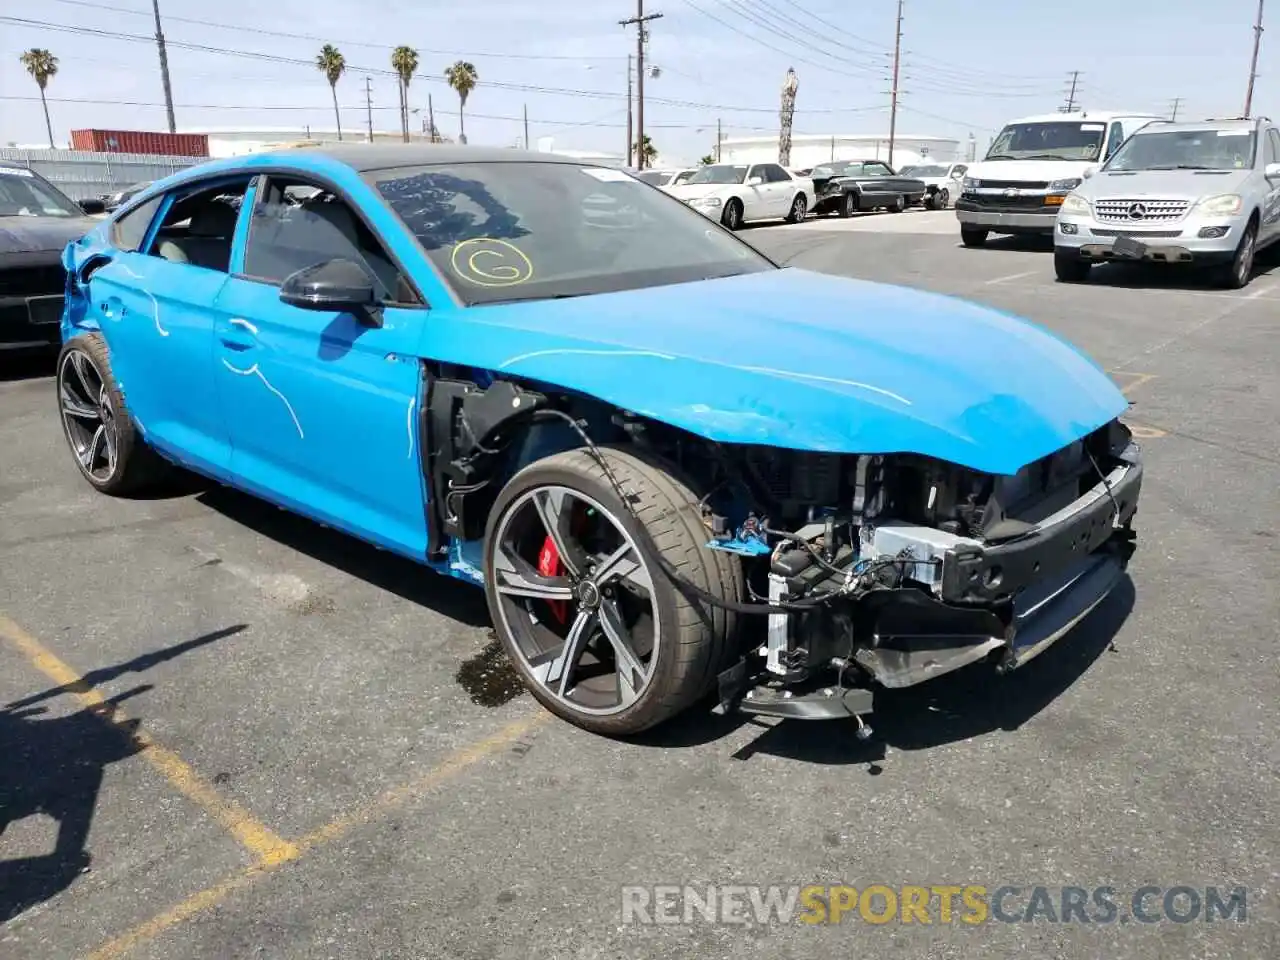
[{"xmin": 955, "ymin": 111, "xmax": 1164, "ymax": 246}]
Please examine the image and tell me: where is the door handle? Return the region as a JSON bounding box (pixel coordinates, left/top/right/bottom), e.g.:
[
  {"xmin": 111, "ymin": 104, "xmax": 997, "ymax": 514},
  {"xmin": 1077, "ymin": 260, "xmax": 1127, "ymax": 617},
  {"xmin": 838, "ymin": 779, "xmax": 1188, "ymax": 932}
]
[{"xmin": 220, "ymin": 317, "xmax": 258, "ymax": 351}]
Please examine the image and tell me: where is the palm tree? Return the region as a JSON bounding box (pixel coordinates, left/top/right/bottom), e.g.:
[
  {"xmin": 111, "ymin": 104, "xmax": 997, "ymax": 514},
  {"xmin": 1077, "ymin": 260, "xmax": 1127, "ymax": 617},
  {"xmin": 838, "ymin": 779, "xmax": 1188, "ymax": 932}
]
[
  {"xmin": 635, "ymin": 135, "xmax": 658, "ymax": 167},
  {"xmin": 19, "ymin": 48, "xmax": 58, "ymax": 148},
  {"xmin": 316, "ymin": 44, "xmax": 346, "ymax": 141},
  {"xmin": 698, "ymin": 154, "xmax": 716, "ymax": 166},
  {"xmin": 444, "ymin": 60, "xmax": 478, "ymax": 145},
  {"xmin": 391, "ymin": 46, "xmax": 419, "ymax": 143}
]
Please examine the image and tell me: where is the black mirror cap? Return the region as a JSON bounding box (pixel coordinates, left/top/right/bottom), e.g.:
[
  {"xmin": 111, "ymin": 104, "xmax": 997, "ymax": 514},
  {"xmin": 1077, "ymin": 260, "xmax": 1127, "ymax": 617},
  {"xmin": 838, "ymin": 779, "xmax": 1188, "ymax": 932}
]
[
  {"xmin": 78, "ymin": 197, "xmax": 107, "ymax": 215},
  {"xmin": 278, "ymin": 258, "xmax": 378, "ymax": 312}
]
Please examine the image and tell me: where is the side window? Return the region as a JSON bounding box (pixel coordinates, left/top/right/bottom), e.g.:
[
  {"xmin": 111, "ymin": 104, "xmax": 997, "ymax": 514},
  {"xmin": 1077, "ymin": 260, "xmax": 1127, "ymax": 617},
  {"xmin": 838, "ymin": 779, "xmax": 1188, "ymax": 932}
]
[
  {"xmin": 110, "ymin": 194, "xmax": 164, "ymax": 252},
  {"xmin": 951, "ymin": 164, "xmax": 967, "ymax": 178},
  {"xmin": 747, "ymin": 166, "xmax": 767, "ymax": 183},
  {"xmin": 1265, "ymin": 129, "xmax": 1280, "ymax": 165},
  {"xmin": 763, "ymin": 164, "xmax": 791, "ymax": 183},
  {"xmin": 243, "ymin": 177, "xmax": 418, "ymax": 305},
  {"xmin": 1104, "ymin": 122, "xmax": 1126, "ymax": 161},
  {"xmin": 144, "ymin": 177, "xmax": 252, "ymax": 272}
]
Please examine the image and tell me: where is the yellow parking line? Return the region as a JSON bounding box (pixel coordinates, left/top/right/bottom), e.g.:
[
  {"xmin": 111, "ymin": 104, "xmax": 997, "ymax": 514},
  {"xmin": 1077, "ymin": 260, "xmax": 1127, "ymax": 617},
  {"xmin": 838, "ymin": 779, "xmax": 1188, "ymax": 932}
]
[
  {"xmin": 86, "ymin": 712, "xmax": 551, "ymax": 960},
  {"xmin": 0, "ymin": 614, "xmax": 299, "ymax": 866},
  {"xmin": 1107, "ymin": 370, "xmax": 1158, "ymax": 396}
]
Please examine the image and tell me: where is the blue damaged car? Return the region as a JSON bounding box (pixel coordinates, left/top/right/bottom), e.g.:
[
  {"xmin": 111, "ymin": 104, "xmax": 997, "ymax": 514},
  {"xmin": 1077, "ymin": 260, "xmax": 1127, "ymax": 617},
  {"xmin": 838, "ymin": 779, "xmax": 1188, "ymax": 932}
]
[{"xmin": 56, "ymin": 145, "xmax": 1142, "ymax": 736}]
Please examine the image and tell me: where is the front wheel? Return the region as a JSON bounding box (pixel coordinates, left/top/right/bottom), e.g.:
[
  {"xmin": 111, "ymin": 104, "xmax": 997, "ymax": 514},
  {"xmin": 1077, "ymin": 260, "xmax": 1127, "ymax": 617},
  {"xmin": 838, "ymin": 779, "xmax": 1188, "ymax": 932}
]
[
  {"xmin": 721, "ymin": 198, "xmax": 744, "ymax": 231},
  {"xmin": 1213, "ymin": 222, "xmax": 1257, "ymax": 289},
  {"xmin": 837, "ymin": 192, "xmax": 857, "ymax": 218},
  {"xmin": 483, "ymin": 447, "xmax": 743, "ymax": 736},
  {"xmin": 960, "ymin": 226, "xmax": 989, "ymax": 248},
  {"xmin": 936, "ymin": 188, "xmax": 950, "ymax": 209},
  {"xmin": 786, "ymin": 193, "xmax": 808, "ymax": 223},
  {"xmin": 1054, "ymin": 249, "xmax": 1092, "ymax": 283},
  {"xmin": 56, "ymin": 333, "xmax": 169, "ymax": 495},
  {"xmin": 888, "ymin": 195, "xmax": 906, "ymax": 213}
]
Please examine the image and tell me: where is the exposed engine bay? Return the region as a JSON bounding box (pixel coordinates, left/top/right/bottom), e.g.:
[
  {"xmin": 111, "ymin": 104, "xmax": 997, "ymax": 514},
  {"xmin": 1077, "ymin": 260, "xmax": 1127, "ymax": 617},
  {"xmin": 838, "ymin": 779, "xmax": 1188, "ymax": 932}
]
[{"xmin": 423, "ymin": 368, "xmax": 1143, "ymax": 728}]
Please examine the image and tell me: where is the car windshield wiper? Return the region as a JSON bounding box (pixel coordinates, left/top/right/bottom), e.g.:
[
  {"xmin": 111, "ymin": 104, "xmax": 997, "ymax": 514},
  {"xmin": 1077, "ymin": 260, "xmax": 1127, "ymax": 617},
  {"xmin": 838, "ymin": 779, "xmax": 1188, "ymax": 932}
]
[
  {"xmin": 1143, "ymin": 164, "xmax": 1221, "ymax": 170},
  {"xmin": 1023, "ymin": 154, "xmax": 1074, "ymax": 161},
  {"xmin": 984, "ymin": 154, "xmax": 1016, "ymax": 161}
]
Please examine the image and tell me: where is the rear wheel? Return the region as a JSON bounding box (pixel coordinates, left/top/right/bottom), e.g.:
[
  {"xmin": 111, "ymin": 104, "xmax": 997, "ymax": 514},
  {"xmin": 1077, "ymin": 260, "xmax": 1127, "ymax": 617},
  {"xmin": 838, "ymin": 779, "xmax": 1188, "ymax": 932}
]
[
  {"xmin": 56, "ymin": 332, "xmax": 169, "ymax": 495},
  {"xmin": 936, "ymin": 188, "xmax": 950, "ymax": 209},
  {"xmin": 483, "ymin": 447, "xmax": 743, "ymax": 736},
  {"xmin": 1054, "ymin": 249, "xmax": 1092, "ymax": 283},
  {"xmin": 721, "ymin": 198, "xmax": 744, "ymax": 231},
  {"xmin": 889, "ymin": 195, "xmax": 906, "ymax": 213},
  {"xmin": 960, "ymin": 227, "xmax": 989, "ymax": 248}
]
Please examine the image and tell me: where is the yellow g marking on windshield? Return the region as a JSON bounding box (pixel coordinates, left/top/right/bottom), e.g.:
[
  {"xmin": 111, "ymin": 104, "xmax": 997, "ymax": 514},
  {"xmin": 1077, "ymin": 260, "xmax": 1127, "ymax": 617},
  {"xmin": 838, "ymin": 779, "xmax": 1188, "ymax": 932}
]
[{"xmin": 450, "ymin": 238, "xmax": 534, "ymax": 287}]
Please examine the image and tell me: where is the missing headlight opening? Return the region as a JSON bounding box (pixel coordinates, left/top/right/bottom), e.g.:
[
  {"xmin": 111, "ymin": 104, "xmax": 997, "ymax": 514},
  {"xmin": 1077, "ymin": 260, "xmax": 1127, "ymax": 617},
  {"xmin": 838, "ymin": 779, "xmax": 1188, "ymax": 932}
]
[{"xmin": 424, "ymin": 373, "xmax": 1143, "ymax": 733}]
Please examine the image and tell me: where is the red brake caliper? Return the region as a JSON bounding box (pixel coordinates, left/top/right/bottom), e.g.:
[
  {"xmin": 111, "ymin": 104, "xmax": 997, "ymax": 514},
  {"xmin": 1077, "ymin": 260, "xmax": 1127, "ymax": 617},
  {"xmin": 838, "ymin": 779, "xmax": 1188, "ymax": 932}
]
[{"xmin": 538, "ymin": 535, "xmax": 569, "ymax": 625}]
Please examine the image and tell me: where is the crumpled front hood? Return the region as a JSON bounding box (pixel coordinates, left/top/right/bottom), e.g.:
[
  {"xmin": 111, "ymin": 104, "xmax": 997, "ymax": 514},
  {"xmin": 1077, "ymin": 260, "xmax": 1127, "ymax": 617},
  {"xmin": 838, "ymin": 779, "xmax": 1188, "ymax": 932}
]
[
  {"xmin": 0, "ymin": 216, "xmax": 96, "ymax": 254},
  {"xmin": 1081, "ymin": 167, "xmax": 1251, "ymax": 201},
  {"xmin": 430, "ymin": 269, "xmax": 1128, "ymax": 476}
]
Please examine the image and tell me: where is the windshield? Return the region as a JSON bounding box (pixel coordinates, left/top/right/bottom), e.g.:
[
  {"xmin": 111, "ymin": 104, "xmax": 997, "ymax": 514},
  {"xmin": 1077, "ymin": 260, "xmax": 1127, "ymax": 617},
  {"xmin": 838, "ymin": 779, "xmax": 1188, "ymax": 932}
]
[
  {"xmin": 634, "ymin": 171, "xmax": 670, "ymax": 186},
  {"xmin": 684, "ymin": 164, "xmax": 747, "ymax": 185},
  {"xmin": 986, "ymin": 122, "xmax": 1105, "ymax": 162},
  {"xmin": 1105, "ymin": 129, "xmax": 1257, "ymax": 172},
  {"xmin": 901, "ymin": 165, "xmax": 947, "ymax": 177},
  {"xmin": 369, "ymin": 161, "xmax": 774, "ymax": 306},
  {"xmin": 0, "ymin": 169, "xmax": 82, "ymax": 217}
]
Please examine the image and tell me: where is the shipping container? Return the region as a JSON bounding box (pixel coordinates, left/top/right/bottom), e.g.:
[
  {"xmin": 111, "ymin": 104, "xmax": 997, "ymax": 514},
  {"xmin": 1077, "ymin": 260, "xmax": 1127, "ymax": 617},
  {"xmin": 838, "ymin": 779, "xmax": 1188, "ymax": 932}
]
[{"xmin": 70, "ymin": 129, "xmax": 209, "ymax": 157}]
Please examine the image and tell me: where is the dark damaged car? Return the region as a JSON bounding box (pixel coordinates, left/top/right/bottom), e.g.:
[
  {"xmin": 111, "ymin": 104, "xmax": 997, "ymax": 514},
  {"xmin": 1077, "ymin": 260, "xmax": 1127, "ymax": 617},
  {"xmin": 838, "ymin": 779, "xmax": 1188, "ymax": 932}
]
[
  {"xmin": 1, "ymin": 162, "xmax": 102, "ymax": 353},
  {"xmin": 55, "ymin": 146, "xmax": 1141, "ymax": 737},
  {"xmin": 809, "ymin": 159, "xmax": 929, "ymax": 217}
]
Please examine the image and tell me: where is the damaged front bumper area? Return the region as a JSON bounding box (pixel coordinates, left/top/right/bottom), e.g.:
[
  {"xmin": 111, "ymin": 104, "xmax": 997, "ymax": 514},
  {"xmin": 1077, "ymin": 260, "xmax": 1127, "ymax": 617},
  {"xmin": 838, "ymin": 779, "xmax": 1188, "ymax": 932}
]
[{"xmin": 714, "ymin": 438, "xmax": 1142, "ymax": 726}]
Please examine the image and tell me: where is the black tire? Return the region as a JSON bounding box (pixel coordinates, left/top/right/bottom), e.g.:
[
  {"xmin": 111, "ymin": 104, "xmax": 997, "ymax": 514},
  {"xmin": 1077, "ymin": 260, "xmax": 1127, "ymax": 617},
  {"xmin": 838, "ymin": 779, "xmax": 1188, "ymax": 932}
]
[
  {"xmin": 483, "ymin": 446, "xmax": 744, "ymax": 736},
  {"xmin": 785, "ymin": 193, "xmax": 807, "ymax": 223},
  {"xmin": 960, "ymin": 227, "xmax": 989, "ymax": 248},
  {"xmin": 837, "ymin": 191, "xmax": 857, "ymax": 218},
  {"xmin": 1054, "ymin": 249, "xmax": 1091, "ymax": 283},
  {"xmin": 889, "ymin": 195, "xmax": 906, "ymax": 213},
  {"xmin": 721, "ymin": 198, "xmax": 744, "ymax": 231},
  {"xmin": 936, "ymin": 188, "xmax": 950, "ymax": 209},
  {"xmin": 1213, "ymin": 220, "xmax": 1257, "ymax": 289},
  {"xmin": 56, "ymin": 332, "xmax": 170, "ymax": 495}
]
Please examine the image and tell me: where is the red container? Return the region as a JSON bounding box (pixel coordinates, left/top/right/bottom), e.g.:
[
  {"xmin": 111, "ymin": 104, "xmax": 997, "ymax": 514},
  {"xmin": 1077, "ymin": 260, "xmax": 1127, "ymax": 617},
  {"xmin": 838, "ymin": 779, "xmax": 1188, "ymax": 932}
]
[{"xmin": 70, "ymin": 129, "xmax": 209, "ymax": 157}]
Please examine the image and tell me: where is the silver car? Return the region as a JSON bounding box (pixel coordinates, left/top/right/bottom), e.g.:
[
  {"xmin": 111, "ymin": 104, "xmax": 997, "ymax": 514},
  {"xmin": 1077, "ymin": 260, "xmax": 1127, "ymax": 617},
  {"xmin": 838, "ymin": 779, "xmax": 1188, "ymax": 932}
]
[{"xmin": 1054, "ymin": 116, "xmax": 1280, "ymax": 288}]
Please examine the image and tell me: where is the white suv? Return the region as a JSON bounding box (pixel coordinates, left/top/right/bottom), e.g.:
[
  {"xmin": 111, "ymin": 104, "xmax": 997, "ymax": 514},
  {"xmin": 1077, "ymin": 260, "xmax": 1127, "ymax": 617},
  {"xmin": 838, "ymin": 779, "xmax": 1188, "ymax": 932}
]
[{"xmin": 1054, "ymin": 116, "xmax": 1280, "ymax": 288}]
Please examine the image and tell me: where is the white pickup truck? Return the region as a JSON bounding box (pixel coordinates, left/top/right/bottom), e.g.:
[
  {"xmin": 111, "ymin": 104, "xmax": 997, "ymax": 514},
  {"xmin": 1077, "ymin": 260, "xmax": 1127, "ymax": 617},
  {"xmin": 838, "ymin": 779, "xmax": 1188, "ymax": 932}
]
[{"xmin": 955, "ymin": 110, "xmax": 1165, "ymax": 246}]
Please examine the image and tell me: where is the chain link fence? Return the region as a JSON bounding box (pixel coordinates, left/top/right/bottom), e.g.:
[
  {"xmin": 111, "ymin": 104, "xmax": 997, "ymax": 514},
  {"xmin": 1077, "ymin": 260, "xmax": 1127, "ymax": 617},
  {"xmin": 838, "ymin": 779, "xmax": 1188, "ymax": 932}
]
[{"xmin": 0, "ymin": 148, "xmax": 201, "ymax": 200}]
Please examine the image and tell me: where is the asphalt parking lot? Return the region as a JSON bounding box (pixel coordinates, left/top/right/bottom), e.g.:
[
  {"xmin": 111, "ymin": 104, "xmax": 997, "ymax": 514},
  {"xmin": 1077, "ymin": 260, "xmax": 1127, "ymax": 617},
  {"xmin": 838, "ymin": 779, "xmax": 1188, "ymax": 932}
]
[{"xmin": 2, "ymin": 208, "xmax": 1277, "ymax": 959}]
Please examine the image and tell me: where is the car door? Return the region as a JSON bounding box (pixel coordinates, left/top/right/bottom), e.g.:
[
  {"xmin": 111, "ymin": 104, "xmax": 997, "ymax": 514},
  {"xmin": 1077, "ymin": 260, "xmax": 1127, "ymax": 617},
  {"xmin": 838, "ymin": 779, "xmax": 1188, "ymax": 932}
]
[
  {"xmin": 743, "ymin": 165, "xmax": 775, "ymax": 220},
  {"xmin": 761, "ymin": 164, "xmax": 795, "ymax": 215},
  {"xmin": 212, "ymin": 175, "xmax": 432, "ymax": 558},
  {"xmin": 1261, "ymin": 129, "xmax": 1280, "ymax": 243},
  {"xmin": 85, "ymin": 176, "xmax": 252, "ymax": 476}
]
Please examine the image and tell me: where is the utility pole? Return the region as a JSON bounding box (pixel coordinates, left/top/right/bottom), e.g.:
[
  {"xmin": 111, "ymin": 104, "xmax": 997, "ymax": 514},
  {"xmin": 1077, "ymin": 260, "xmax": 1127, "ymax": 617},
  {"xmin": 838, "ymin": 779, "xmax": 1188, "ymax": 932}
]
[
  {"xmin": 716, "ymin": 117, "xmax": 722, "ymax": 161},
  {"xmin": 1062, "ymin": 70, "xmax": 1081, "ymax": 112},
  {"xmin": 523, "ymin": 103, "xmax": 530, "ymax": 150},
  {"xmin": 364, "ymin": 78, "xmax": 375, "ymax": 142},
  {"xmin": 620, "ymin": 2, "xmax": 663, "ymax": 169},
  {"xmin": 887, "ymin": 0, "xmax": 904, "ymax": 168},
  {"xmin": 150, "ymin": 0, "xmax": 176, "ymax": 133},
  {"xmin": 1245, "ymin": 0, "xmax": 1266, "ymax": 116},
  {"xmin": 427, "ymin": 93, "xmax": 437, "ymax": 142},
  {"xmin": 625, "ymin": 54, "xmax": 634, "ymax": 165},
  {"xmin": 1168, "ymin": 97, "xmax": 1183, "ymax": 121}
]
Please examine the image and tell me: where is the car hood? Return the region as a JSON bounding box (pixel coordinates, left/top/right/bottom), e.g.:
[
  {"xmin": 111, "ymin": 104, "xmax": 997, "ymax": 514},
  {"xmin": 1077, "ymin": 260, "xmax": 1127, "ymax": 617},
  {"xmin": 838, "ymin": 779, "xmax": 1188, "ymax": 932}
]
[
  {"xmin": 429, "ymin": 269, "xmax": 1126, "ymax": 476},
  {"xmin": 1079, "ymin": 167, "xmax": 1251, "ymax": 200},
  {"xmin": 0, "ymin": 216, "xmax": 96, "ymax": 254},
  {"xmin": 666, "ymin": 182, "xmax": 740, "ymax": 200},
  {"xmin": 966, "ymin": 159, "xmax": 1096, "ymax": 183}
]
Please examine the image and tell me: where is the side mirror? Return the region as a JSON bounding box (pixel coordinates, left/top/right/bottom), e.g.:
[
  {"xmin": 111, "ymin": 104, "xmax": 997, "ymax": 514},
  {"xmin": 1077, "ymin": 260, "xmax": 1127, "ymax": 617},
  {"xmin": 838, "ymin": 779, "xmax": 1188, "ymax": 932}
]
[
  {"xmin": 78, "ymin": 197, "xmax": 106, "ymax": 215},
  {"xmin": 746, "ymin": 176, "xmax": 763, "ymax": 186},
  {"xmin": 1265, "ymin": 162, "xmax": 1280, "ymax": 179},
  {"xmin": 1082, "ymin": 166, "xmax": 1097, "ymax": 180},
  {"xmin": 279, "ymin": 258, "xmax": 380, "ymax": 322}
]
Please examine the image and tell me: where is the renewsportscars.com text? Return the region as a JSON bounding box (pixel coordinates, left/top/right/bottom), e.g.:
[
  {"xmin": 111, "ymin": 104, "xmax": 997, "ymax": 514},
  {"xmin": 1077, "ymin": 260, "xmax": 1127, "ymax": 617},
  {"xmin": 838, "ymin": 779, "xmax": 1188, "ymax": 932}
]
[{"xmin": 621, "ymin": 884, "xmax": 1249, "ymax": 926}]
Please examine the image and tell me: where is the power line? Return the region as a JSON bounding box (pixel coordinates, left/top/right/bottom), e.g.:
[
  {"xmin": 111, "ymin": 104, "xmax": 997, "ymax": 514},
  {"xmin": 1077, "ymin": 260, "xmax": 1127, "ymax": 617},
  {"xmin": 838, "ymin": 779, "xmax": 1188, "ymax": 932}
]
[{"xmin": 2, "ymin": 15, "xmax": 888, "ymax": 117}]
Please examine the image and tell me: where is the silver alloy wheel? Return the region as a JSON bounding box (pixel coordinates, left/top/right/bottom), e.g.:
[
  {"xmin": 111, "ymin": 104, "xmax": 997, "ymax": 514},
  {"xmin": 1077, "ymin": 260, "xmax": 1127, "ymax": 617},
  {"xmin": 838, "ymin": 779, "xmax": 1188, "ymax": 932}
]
[
  {"xmin": 723, "ymin": 201, "xmax": 741, "ymax": 229},
  {"xmin": 844, "ymin": 193, "xmax": 855, "ymax": 216},
  {"xmin": 59, "ymin": 348, "xmax": 118, "ymax": 482},
  {"xmin": 938, "ymin": 188, "xmax": 950, "ymax": 209},
  {"xmin": 791, "ymin": 194, "xmax": 806, "ymax": 221},
  {"xmin": 1236, "ymin": 228, "xmax": 1255, "ymax": 285},
  {"xmin": 489, "ymin": 484, "xmax": 661, "ymax": 716}
]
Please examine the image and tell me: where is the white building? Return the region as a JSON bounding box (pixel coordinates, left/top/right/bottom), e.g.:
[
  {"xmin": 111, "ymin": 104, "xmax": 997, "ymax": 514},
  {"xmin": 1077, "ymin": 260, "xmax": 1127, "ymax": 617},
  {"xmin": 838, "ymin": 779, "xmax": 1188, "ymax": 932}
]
[
  {"xmin": 178, "ymin": 126, "xmax": 448, "ymax": 159},
  {"xmin": 719, "ymin": 133, "xmax": 961, "ymax": 170}
]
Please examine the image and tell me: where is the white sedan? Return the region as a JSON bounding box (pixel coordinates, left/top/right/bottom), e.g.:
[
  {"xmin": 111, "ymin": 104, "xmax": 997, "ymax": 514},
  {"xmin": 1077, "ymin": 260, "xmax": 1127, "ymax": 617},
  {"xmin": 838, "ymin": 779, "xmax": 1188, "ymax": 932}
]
[
  {"xmin": 633, "ymin": 168, "xmax": 697, "ymax": 188},
  {"xmin": 664, "ymin": 162, "xmax": 811, "ymax": 230}
]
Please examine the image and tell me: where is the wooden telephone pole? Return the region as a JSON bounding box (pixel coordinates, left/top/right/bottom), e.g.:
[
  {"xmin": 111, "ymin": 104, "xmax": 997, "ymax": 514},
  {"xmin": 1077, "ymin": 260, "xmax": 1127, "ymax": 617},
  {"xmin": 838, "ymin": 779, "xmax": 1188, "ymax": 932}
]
[
  {"xmin": 887, "ymin": 0, "xmax": 904, "ymax": 168},
  {"xmin": 1245, "ymin": 0, "xmax": 1266, "ymax": 117},
  {"xmin": 620, "ymin": 2, "xmax": 663, "ymax": 169}
]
